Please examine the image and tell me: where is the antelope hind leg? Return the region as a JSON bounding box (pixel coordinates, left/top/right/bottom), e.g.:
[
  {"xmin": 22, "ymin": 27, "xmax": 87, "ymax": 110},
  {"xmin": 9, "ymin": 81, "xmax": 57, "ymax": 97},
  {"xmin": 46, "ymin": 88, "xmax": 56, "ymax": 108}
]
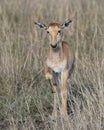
[{"xmin": 60, "ymin": 69, "xmax": 69, "ymax": 116}]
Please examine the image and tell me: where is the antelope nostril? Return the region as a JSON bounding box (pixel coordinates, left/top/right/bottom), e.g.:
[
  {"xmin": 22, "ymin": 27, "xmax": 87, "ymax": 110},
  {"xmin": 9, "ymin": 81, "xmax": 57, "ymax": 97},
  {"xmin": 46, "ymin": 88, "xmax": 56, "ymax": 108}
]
[{"xmin": 50, "ymin": 44, "xmax": 57, "ymax": 48}]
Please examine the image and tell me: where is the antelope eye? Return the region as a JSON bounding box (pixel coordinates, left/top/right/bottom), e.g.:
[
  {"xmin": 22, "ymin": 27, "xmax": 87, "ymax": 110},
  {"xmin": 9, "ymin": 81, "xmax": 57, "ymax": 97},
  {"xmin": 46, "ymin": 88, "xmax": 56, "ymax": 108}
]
[{"xmin": 58, "ymin": 30, "xmax": 61, "ymax": 34}]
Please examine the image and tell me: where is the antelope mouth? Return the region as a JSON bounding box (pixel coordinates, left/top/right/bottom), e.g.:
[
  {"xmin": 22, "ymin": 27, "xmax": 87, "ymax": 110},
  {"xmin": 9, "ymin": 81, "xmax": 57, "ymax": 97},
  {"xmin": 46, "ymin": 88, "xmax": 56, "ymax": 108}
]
[{"xmin": 50, "ymin": 44, "xmax": 57, "ymax": 49}]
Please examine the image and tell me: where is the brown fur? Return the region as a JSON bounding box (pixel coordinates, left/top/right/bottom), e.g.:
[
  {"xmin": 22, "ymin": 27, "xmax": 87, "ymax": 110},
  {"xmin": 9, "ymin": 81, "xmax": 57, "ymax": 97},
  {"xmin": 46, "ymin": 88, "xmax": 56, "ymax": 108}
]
[
  {"xmin": 45, "ymin": 24, "xmax": 75, "ymax": 118},
  {"xmin": 35, "ymin": 21, "xmax": 75, "ymax": 119},
  {"xmin": 48, "ymin": 23, "xmax": 60, "ymax": 28}
]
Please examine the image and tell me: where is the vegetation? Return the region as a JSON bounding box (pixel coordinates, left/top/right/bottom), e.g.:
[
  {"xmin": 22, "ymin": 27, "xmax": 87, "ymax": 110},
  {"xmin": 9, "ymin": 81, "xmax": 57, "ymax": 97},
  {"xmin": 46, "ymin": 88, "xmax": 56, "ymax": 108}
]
[{"xmin": 0, "ymin": 0, "xmax": 104, "ymax": 129}]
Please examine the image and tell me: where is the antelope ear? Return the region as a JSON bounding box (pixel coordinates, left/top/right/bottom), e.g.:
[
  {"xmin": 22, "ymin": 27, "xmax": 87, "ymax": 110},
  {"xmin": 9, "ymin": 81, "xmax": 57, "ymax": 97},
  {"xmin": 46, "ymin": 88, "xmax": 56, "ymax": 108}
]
[
  {"xmin": 34, "ymin": 22, "xmax": 47, "ymax": 30},
  {"xmin": 61, "ymin": 20, "xmax": 72, "ymax": 29}
]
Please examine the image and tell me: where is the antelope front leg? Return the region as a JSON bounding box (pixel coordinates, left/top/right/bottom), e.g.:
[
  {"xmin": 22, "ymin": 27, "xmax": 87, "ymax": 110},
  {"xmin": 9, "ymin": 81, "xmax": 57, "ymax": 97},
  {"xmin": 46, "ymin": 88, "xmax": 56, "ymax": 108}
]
[
  {"xmin": 45, "ymin": 67, "xmax": 56, "ymax": 93},
  {"xmin": 45, "ymin": 66, "xmax": 57, "ymax": 119},
  {"xmin": 61, "ymin": 69, "xmax": 68, "ymax": 116}
]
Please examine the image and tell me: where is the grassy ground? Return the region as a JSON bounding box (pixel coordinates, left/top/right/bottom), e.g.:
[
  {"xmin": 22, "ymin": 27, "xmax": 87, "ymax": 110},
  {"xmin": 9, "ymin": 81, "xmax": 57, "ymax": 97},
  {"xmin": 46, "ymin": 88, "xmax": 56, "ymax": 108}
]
[{"xmin": 0, "ymin": 0, "xmax": 104, "ymax": 129}]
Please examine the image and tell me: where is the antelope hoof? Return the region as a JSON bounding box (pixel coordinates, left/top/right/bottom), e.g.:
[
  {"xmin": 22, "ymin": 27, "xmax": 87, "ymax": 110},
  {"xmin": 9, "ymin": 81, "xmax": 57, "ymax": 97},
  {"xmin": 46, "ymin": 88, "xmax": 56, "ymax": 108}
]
[
  {"xmin": 51, "ymin": 110, "xmax": 57, "ymax": 121},
  {"xmin": 51, "ymin": 88, "xmax": 56, "ymax": 93}
]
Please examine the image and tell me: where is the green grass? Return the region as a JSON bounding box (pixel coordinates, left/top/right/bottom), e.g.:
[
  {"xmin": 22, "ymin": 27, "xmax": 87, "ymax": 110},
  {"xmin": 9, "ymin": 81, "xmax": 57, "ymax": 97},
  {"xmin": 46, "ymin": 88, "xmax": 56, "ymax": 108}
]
[{"xmin": 0, "ymin": 0, "xmax": 104, "ymax": 129}]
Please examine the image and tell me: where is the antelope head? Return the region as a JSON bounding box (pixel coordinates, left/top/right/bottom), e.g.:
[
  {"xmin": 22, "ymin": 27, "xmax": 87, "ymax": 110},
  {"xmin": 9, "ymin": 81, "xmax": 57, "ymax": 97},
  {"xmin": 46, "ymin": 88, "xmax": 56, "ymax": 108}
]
[{"xmin": 34, "ymin": 20, "xmax": 72, "ymax": 49}]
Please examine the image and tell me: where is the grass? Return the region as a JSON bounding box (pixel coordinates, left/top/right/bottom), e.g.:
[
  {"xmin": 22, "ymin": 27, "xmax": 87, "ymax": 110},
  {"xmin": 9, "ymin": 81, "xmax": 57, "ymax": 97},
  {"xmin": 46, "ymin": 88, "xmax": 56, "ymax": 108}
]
[{"xmin": 0, "ymin": 0, "xmax": 104, "ymax": 129}]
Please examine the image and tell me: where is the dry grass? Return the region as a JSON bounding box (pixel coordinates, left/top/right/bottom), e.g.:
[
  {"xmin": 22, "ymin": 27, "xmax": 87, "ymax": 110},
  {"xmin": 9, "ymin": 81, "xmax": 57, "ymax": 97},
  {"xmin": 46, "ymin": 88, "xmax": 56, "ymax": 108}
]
[{"xmin": 0, "ymin": 0, "xmax": 104, "ymax": 129}]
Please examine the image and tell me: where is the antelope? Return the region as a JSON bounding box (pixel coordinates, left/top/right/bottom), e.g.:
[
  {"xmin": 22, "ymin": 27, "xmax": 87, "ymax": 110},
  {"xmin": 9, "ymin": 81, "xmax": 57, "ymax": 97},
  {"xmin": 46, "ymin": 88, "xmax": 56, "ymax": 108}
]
[{"xmin": 34, "ymin": 20, "xmax": 75, "ymax": 119}]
